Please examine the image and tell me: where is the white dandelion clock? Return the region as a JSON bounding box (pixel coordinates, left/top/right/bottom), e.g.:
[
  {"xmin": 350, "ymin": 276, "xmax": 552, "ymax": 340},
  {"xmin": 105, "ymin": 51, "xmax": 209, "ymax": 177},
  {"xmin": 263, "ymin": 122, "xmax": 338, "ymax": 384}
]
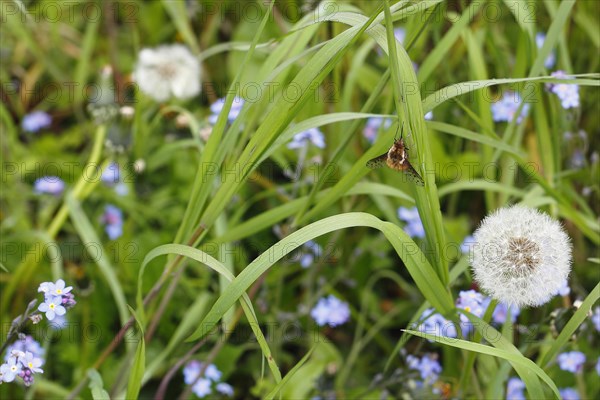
[
  {"xmin": 471, "ymin": 206, "xmax": 572, "ymax": 307},
  {"xmin": 133, "ymin": 44, "xmax": 201, "ymax": 102}
]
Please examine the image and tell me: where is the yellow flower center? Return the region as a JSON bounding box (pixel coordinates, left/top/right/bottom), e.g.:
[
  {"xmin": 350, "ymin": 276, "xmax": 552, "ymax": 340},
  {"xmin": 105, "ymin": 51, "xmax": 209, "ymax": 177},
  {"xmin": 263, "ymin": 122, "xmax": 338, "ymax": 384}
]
[{"xmin": 49, "ymin": 303, "xmax": 56, "ymax": 310}]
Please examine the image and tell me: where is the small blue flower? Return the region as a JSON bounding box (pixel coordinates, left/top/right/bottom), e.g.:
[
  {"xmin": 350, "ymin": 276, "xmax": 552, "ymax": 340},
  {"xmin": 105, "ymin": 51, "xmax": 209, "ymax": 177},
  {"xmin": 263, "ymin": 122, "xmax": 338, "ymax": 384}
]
[
  {"xmin": 204, "ymin": 364, "xmax": 222, "ymax": 381},
  {"xmin": 4, "ymin": 336, "xmax": 44, "ymax": 364},
  {"xmin": 208, "ymin": 96, "xmax": 245, "ymax": 125},
  {"xmin": 22, "ymin": 111, "xmax": 52, "ymax": 133},
  {"xmin": 101, "ymin": 162, "xmax": 120, "ymax": 185},
  {"xmin": 192, "ymin": 378, "xmax": 212, "ymax": 398},
  {"xmin": 182, "ymin": 361, "xmax": 228, "ymax": 398},
  {"xmin": 363, "ymin": 117, "xmax": 392, "ymax": 143},
  {"xmin": 535, "ymin": 32, "xmax": 556, "ymax": 69},
  {"xmin": 417, "ymin": 308, "xmax": 457, "ymax": 339},
  {"xmin": 555, "ymin": 279, "xmax": 571, "ymax": 296},
  {"xmin": 298, "ymin": 240, "xmax": 322, "ymax": 268},
  {"xmin": 102, "ymin": 204, "xmax": 123, "ymax": 240},
  {"xmin": 557, "ymin": 351, "xmax": 586, "ymax": 373},
  {"xmin": 547, "ymin": 71, "xmax": 579, "ymax": 109},
  {"xmin": 397, "ymin": 206, "xmax": 425, "ymax": 238},
  {"xmin": 424, "ymin": 111, "xmax": 433, "ymax": 120},
  {"xmin": 593, "ymin": 306, "xmax": 600, "ymax": 332},
  {"xmin": 559, "ymin": 388, "xmax": 580, "ymax": 400},
  {"xmin": 310, "ymin": 295, "xmax": 350, "ymax": 327},
  {"xmin": 45, "ymin": 279, "xmax": 73, "ymax": 298},
  {"xmin": 49, "ymin": 314, "xmax": 68, "ymax": 330},
  {"xmin": 489, "ymin": 302, "xmax": 520, "ymax": 324},
  {"xmin": 457, "ymin": 290, "xmax": 487, "ymax": 317},
  {"xmin": 38, "ymin": 296, "xmax": 66, "ymax": 321},
  {"xmin": 456, "ymin": 290, "xmax": 488, "ymax": 335},
  {"xmin": 0, "ymin": 356, "xmax": 21, "ymax": 383},
  {"xmin": 506, "ymin": 377, "xmax": 525, "ymax": 400},
  {"xmin": 21, "ymin": 352, "xmax": 43, "ymax": 374},
  {"xmin": 491, "ymin": 92, "xmax": 530, "ymax": 123},
  {"xmin": 114, "ymin": 182, "xmax": 129, "ymax": 196},
  {"xmin": 406, "ymin": 354, "xmax": 442, "ymax": 384},
  {"xmin": 460, "ymin": 235, "xmax": 476, "ymax": 254},
  {"xmin": 216, "ymin": 382, "xmax": 234, "ymax": 397},
  {"xmin": 394, "ymin": 27, "xmax": 406, "ymax": 44},
  {"xmin": 34, "ymin": 176, "xmax": 65, "ymax": 195},
  {"xmin": 569, "ymin": 149, "xmax": 586, "ymax": 169},
  {"xmin": 287, "ymin": 127, "xmax": 325, "ymax": 149}
]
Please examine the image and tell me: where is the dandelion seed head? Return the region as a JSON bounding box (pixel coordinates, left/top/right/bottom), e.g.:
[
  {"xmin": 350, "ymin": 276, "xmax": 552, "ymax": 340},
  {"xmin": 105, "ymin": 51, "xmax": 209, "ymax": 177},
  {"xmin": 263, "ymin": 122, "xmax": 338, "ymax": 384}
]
[
  {"xmin": 471, "ymin": 206, "xmax": 572, "ymax": 307},
  {"xmin": 133, "ymin": 44, "xmax": 201, "ymax": 102}
]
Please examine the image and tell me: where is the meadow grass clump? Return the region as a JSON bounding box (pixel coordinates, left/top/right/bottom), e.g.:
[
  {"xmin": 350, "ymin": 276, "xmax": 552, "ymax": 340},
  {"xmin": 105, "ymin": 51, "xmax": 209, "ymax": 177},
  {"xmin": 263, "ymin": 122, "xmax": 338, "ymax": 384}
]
[{"xmin": 1, "ymin": 1, "xmax": 598, "ymax": 399}]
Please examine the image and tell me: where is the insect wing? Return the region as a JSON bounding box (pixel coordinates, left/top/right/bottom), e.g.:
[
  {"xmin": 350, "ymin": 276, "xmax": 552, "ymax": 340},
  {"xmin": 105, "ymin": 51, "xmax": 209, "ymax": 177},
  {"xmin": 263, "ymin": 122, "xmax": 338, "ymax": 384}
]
[
  {"xmin": 402, "ymin": 160, "xmax": 425, "ymax": 186},
  {"xmin": 366, "ymin": 153, "xmax": 388, "ymax": 169}
]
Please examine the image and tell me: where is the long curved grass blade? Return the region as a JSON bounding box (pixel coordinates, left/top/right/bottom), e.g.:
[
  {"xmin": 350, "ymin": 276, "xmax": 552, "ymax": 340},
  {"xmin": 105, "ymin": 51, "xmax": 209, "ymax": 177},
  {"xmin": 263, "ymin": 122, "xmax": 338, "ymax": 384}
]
[
  {"xmin": 136, "ymin": 244, "xmax": 281, "ymax": 382},
  {"xmin": 187, "ymin": 212, "xmax": 453, "ymax": 343},
  {"xmin": 214, "ymin": 182, "xmax": 413, "ymax": 244},
  {"xmin": 383, "ymin": 0, "xmax": 447, "ymax": 281},
  {"xmin": 403, "ymin": 328, "xmax": 559, "ymax": 399}
]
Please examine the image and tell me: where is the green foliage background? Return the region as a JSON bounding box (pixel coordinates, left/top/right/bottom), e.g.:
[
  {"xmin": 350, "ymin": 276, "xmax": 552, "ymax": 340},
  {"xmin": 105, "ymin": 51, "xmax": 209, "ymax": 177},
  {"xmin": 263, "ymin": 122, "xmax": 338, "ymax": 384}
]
[{"xmin": 1, "ymin": 0, "xmax": 599, "ymax": 399}]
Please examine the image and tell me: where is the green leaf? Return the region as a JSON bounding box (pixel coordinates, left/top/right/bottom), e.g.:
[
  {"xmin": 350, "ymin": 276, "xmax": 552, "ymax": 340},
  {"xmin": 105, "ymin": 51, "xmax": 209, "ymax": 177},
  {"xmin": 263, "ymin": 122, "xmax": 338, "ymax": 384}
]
[
  {"xmin": 125, "ymin": 306, "xmax": 146, "ymax": 400},
  {"xmin": 265, "ymin": 347, "xmax": 316, "ymax": 400},
  {"xmin": 87, "ymin": 369, "xmax": 110, "ymax": 400}
]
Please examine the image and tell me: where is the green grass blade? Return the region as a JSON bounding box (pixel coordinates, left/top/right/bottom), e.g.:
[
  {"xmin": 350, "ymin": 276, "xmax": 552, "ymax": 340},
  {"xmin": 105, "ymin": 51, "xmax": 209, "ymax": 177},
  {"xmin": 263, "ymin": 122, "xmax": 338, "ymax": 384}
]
[
  {"xmin": 403, "ymin": 328, "xmax": 559, "ymax": 399},
  {"xmin": 384, "ymin": 0, "xmax": 448, "ymax": 283},
  {"xmin": 196, "ymin": 7, "xmax": 382, "ymax": 239},
  {"xmin": 87, "ymin": 370, "xmax": 110, "ymax": 400},
  {"xmin": 188, "ymin": 212, "xmax": 453, "ymax": 343},
  {"xmin": 137, "ymin": 244, "xmax": 281, "ymax": 382},
  {"xmin": 214, "ymin": 182, "xmax": 413, "ymax": 244},
  {"xmin": 125, "ymin": 306, "xmax": 145, "ymax": 400},
  {"xmin": 65, "ymin": 194, "xmax": 129, "ymax": 328},
  {"xmin": 265, "ymin": 347, "xmax": 316, "ymax": 400},
  {"xmin": 176, "ymin": 1, "xmax": 276, "ymax": 243},
  {"xmin": 438, "ymin": 180, "xmax": 526, "ymax": 199},
  {"xmin": 538, "ymin": 281, "xmax": 600, "ymax": 368},
  {"xmin": 160, "ymin": 0, "xmax": 200, "ymax": 53},
  {"xmin": 417, "ymin": 1, "xmax": 485, "ymax": 83}
]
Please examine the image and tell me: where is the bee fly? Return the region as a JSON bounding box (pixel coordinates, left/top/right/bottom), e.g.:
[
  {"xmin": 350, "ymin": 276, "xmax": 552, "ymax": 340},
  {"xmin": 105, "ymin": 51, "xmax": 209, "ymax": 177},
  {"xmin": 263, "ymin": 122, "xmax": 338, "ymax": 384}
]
[{"xmin": 366, "ymin": 125, "xmax": 425, "ymax": 186}]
